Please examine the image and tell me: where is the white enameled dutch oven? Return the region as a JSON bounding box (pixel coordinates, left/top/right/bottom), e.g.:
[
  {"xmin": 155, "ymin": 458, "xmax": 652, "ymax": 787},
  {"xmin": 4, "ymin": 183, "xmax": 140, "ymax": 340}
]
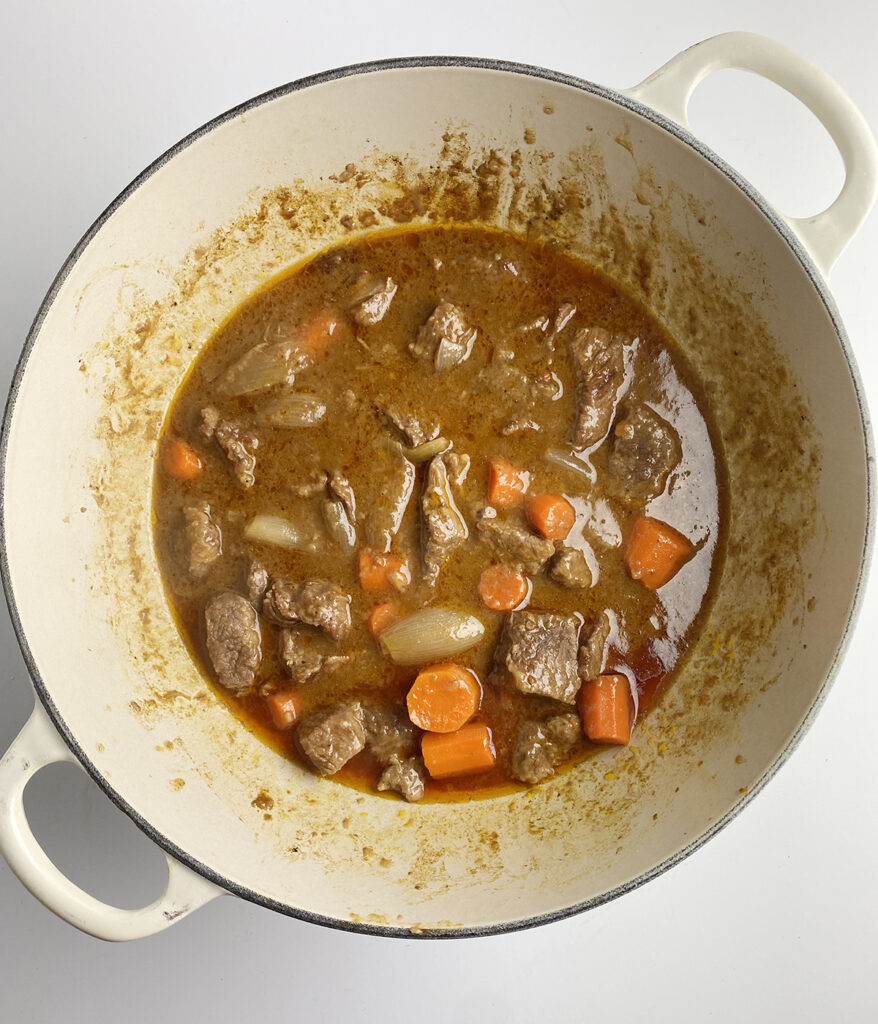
[{"xmin": 1, "ymin": 33, "xmax": 875, "ymax": 941}]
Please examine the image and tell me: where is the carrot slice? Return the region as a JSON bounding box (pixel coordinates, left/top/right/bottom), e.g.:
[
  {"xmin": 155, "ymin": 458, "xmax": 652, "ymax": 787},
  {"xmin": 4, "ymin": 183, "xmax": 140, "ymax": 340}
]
[
  {"xmin": 478, "ymin": 563, "xmax": 529, "ymax": 611},
  {"xmin": 299, "ymin": 311, "xmax": 342, "ymax": 356},
  {"xmin": 624, "ymin": 515, "xmax": 695, "ymax": 589},
  {"xmin": 578, "ymin": 673, "xmax": 631, "ymax": 745},
  {"xmin": 358, "ymin": 549, "xmax": 411, "ymax": 592},
  {"xmin": 421, "ymin": 723, "xmax": 496, "ymax": 779},
  {"xmin": 367, "ymin": 601, "xmax": 401, "ymax": 636},
  {"xmin": 488, "ymin": 459, "xmax": 530, "ymax": 507},
  {"xmin": 161, "ymin": 438, "xmax": 204, "ymax": 480},
  {"xmin": 265, "ymin": 689, "xmax": 300, "ymax": 731},
  {"xmin": 526, "ymin": 493, "xmax": 575, "ymax": 540},
  {"xmin": 407, "ymin": 664, "xmax": 481, "ymax": 733}
]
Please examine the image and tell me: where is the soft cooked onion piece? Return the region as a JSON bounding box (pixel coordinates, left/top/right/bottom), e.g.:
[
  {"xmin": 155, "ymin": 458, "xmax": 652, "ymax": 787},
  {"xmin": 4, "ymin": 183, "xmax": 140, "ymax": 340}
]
[
  {"xmin": 218, "ymin": 342, "xmax": 303, "ymax": 396},
  {"xmin": 255, "ymin": 392, "xmax": 327, "ymax": 427},
  {"xmin": 244, "ymin": 514, "xmax": 310, "ymax": 551},
  {"xmin": 545, "ymin": 447, "xmax": 597, "ymax": 484},
  {"xmin": 379, "ymin": 434, "xmax": 450, "ymax": 464},
  {"xmin": 380, "ymin": 608, "xmax": 485, "ymax": 666},
  {"xmin": 404, "ymin": 436, "xmax": 451, "ymax": 463}
]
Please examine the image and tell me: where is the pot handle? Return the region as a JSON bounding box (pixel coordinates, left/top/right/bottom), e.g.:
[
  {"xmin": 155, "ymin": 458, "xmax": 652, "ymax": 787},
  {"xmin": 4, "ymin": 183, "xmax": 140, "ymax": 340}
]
[
  {"xmin": 0, "ymin": 702, "xmax": 223, "ymax": 941},
  {"xmin": 623, "ymin": 32, "xmax": 878, "ymax": 276}
]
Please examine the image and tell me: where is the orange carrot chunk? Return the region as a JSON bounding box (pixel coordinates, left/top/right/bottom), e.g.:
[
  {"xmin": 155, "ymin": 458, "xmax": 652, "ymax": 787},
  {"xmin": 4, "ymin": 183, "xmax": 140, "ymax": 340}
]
[
  {"xmin": 578, "ymin": 674, "xmax": 631, "ymax": 745},
  {"xmin": 421, "ymin": 723, "xmax": 496, "ymax": 779},
  {"xmin": 358, "ymin": 549, "xmax": 411, "ymax": 592},
  {"xmin": 478, "ymin": 563, "xmax": 529, "ymax": 611},
  {"xmin": 299, "ymin": 311, "xmax": 343, "ymax": 356},
  {"xmin": 367, "ymin": 601, "xmax": 401, "ymax": 636},
  {"xmin": 265, "ymin": 689, "xmax": 300, "ymax": 731},
  {"xmin": 624, "ymin": 515, "xmax": 695, "ymax": 589},
  {"xmin": 161, "ymin": 438, "xmax": 204, "ymax": 481},
  {"xmin": 526, "ymin": 493, "xmax": 575, "ymax": 540},
  {"xmin": 487, "ymin": 459, "xmax": 530, "ymax": 507},
  {"xmin": 407, "ymin": 664, "xmax": 482, "ymax": 733}
]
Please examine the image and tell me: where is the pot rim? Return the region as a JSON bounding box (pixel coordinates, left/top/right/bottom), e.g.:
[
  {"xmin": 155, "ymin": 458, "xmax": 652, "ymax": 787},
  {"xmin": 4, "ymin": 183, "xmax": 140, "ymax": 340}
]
[{"xmin": 1, "ymin": 54, "xmax": 874, "ymax": 939}]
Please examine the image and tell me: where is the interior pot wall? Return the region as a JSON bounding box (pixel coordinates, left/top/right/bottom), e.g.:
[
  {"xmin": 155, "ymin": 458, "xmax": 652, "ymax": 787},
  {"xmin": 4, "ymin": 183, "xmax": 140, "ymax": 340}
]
[{"xmin": 2, "ymin": 65, "xmax": 866, "ymax": 930}]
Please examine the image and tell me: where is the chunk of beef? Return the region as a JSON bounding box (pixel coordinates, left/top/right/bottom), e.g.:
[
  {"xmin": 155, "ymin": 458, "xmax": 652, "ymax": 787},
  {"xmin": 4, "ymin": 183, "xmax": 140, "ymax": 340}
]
[
  {"xmin": 475, "ymin": 515, "xmax": 555, "ymax": 575},
  {"xmin": 409, "ymin": 300, "xmax": 477, "ymax": 372},
  {"xmin": 328, "ymin": 471, "xmax": 357, "ymax": 519},
  {"xmin": 493, "ymin": 611, "xmax": 581, "ymax": 704},
  {"xmin": 365, "ymin": 447, "xmax": 416, "ymax": 552},
  {"xmin": 579, "ymin": 610, "xmax": 611, "ymax": 682},
  {"xmin": 421, "ymin": 454, "xmax": 468, "ymax": 584},
  {"xmin": 322, "ymin": 498, "xmax": 356, "ymax": 551},
  {"xmin": 569, "ymin": 328, "xmax": 626, "ymax": 448},
  {"xmin": 204, "ymin": 592, "xmax": 262, "ymax": 696},
  {"xmin": 279, "ymin": 629, "xmax": 326, "ymax": 683},
  {"xmin": 550, "ymin": 546, "xmax": 592, "ymax": 589},
  {"xmin": 262, "ymin": 580, "xmax": 352, "ymax": 639},
  {"xmin": 511, "ymin": 714, "xmax": 581, "ymax": 784},
  {"xmin": 380, "ymin": 404, "xmax": 440, "ymax": 447},
  {"xmin": 377, "ymin": 755, "xmax": 425, "ymax": 802},
  {"xmin": 322, "ymin": 470, "xmax": 358, "ymax": 551},
  {"xmin": 183, "ymin": 503, "xmax": 221, "ymax": 578},
  {"xmin": 244, "ymin": 557, "xmax": 269, "ymax": 604},
  {"xmin": 201, "ymin": 406, "xmax": 258, "ymax": 489},
  {"xmin": 215, "ymin": 421, "xmax": 258, "ymax": 489},
  {"xmin": 361, "ymin": 704, "xmax": 417, "ymax": 765},
  {"xmin": 607, "ymin": 404, "xmax": 681, "ymax": 504},
  {"xmin": 349, "ymin": 272, "xmax": 398, "ymax": 326},
  {"xmin": 297, "ymin": 704, "xmax": 365, "ymax": 776},
  {"xmin": 443, "ymin": 451, "xmax": 471, "ymax": 485}
]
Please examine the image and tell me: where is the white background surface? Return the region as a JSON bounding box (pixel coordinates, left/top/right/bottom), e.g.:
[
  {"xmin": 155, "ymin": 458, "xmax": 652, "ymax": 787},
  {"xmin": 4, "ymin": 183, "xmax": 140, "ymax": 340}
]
[{"xmin": 1, "ymin": 1, "xmax": 876, "ymax": 1020}]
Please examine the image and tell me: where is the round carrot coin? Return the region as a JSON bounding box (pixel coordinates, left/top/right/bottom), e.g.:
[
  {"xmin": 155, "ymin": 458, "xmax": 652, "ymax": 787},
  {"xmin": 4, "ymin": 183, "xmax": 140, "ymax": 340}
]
[{"xmin": 406, "ymin": 663, "xmax": 482, "ymax": 733}]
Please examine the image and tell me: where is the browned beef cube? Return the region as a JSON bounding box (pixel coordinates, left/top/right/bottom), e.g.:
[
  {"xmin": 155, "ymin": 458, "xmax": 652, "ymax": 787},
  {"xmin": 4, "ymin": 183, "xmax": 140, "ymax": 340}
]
[
  {"xmin": 409, "ymin": 300, "xmax": 477, "ymax": 372},
  {"xmin": 328, "ymin": 471, "xmax": 357, "ymax": 519},
  {"xmin": 183, "ymin": 503, "xmax": 221, "ymax": 578},
  {"xmin": 204, "ymin": 592, "xmax": 262, "ymax": 695},
  {"xmin": 201, "ymin": 406, "xmax": 259, "ymax": 489},
  {"xmin": 279, "ymin": 629, "xmax": 325, "ymax": 683},
  {"xmin": 421, "ymin": 454, "xmax": 468, "ymax": 584},
  {"xmin": 607, "ymin": 404, "xmax": 681, "ymax": 504},
  {"xmin": 380, "ymin": 403, "xmax": 440, "ymax": 447},
  {"xmin": 494, "ymin": 610, "xmax": 581, "ymax": 704},
  {"xmin": 569, "ymin": 328, "xmax": 625, "ymax": 449},
  {"xmin": 579, "ymin": 611, "xmax": 611, "ymax": 682},
  {"xmin": 297, "ymin": 705, "xmax": 365, "ymax": 775},
  {"xmin": 361, "ymin": 704, "xmax": 417, "ymax": 764},
  {"xmin": 475, "ymin": 516, "xmax": 555, "ymax": 574},
  {"xmin": 550, "ymin": 546, "xmax": 592, "ymax": 588},
  {"xmin": 364, "ymin": 446, "xmax": 416, "ymax": 552},
  {"xmin": 511, "ymin": 714, "xmax": 581, "ymax": 784},
  {"xmin": 377, "ymin": 755, "xmax": 425, "ymax": 802},
  {"xmin": 262, "ymin": 580, "xmax": 351, "ymax": 640}
]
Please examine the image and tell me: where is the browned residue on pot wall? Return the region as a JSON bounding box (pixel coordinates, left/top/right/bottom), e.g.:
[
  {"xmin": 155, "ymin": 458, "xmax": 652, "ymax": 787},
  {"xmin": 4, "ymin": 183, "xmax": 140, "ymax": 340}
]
[{"xmin": 78, "ymin": 120, "xmax": 820, "ymax": 923}]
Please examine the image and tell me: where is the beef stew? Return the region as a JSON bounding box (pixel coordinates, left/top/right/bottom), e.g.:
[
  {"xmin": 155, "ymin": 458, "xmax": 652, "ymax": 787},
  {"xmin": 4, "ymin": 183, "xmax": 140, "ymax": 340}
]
[{"xmin": 153, "ymin": 224, "xmax": 726, "ymax": 801}]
